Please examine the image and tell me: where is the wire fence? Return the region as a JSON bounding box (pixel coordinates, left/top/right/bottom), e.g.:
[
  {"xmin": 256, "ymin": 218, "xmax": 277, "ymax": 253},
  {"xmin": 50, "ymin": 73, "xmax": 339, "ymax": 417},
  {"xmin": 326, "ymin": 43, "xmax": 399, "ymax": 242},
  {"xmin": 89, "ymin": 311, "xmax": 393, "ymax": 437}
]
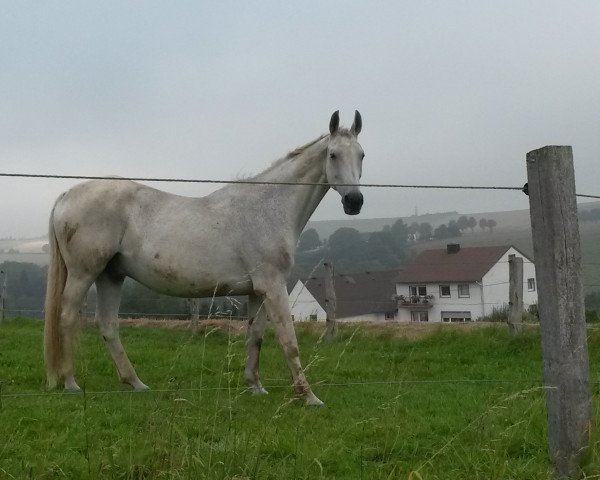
[
  {"xmin": 1, "ymin": 171, "xmax": 600, "ymax": 199},
  {"xmin": 1, "ymin": 169, "xmax": 600, "ymax": 359}
]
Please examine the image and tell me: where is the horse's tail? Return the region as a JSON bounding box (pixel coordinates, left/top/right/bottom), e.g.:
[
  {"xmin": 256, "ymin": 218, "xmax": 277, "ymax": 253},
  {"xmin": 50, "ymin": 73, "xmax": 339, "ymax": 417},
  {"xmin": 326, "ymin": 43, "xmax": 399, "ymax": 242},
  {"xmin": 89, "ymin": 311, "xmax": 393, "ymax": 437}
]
[{"xmin": 44, "ymin": 210, "xmax": 67, "ymax": 388}]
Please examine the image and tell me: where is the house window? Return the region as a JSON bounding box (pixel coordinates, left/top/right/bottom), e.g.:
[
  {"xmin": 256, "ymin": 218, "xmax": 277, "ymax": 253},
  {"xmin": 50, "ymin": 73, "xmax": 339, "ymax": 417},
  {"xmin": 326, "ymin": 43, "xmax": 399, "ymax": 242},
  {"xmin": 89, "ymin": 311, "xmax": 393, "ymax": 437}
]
[
  {"xmin": 385, "ymin": 311, "xmax": 395, "ymax": 320},
  {"xmin": 528, "ymin": 278, "xmax": 536, "ymax": 292},
  {"xmin": 409, "ymin": 285, "xmax": 427, "ymax": 297},
  {"xmin": 411, "ymin": 311, "xmax": 429, "ymax": 322},
  {"xmin": 439, "ymin": 285, "xmax": 451, "ymax": 298},
  {"xmin": 458, "ymin": 284, "xmax": 470, "ymax": 298},
  {"xmin": 441, "ymin": 311, "xmax": 472, "ymax": 322},
  {"xmin": 309, "ymin": 314, "xmax": 317, "ymax": 321}
]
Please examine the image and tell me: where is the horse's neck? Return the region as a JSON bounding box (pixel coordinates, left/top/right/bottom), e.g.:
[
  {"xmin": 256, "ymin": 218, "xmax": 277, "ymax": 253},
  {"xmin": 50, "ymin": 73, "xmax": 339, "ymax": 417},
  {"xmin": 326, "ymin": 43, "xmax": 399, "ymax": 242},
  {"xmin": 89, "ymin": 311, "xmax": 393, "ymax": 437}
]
[{"xmin": 253, "ymin": 137, "xmax": 329, "ymax": 238}]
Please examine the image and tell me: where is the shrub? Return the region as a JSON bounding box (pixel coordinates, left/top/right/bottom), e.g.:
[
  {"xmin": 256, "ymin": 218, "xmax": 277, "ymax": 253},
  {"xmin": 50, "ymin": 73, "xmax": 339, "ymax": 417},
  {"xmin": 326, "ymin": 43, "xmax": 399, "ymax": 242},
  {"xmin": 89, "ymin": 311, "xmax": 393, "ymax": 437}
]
[
  {"xmin": 586, "ymin": 310, "xmax": 600, "ymax": 323},
  {"xmin": 479, "ymin": 304, "xmax": 509, "ymax": 322}
]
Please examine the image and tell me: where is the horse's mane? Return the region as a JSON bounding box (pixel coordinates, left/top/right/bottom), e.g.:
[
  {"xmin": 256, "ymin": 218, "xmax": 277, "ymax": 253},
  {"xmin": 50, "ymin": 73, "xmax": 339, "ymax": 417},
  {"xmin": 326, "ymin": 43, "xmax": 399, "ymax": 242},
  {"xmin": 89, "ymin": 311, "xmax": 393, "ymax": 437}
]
[
  {"xmin": 241, "ymin": 129, "xmax": 352, "ymax": 181},
  {"xmin": 285, "ymin": 129, "xmax": 353, "ymax": 158},
  {"xmin": 285, "ymin": 133, "xmax": 329, "ymax": 158},
  {"xmin": 252, "ymin": 133, "xmax": 330, "ymax": 178}
]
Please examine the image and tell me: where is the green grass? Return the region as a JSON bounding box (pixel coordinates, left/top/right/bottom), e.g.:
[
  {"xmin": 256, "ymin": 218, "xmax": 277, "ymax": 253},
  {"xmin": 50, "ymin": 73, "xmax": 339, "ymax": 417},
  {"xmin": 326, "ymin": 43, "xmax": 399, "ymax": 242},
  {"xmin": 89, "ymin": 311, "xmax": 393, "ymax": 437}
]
[{"xmin": 1, "ymin": 319, "xmax": 600, "ymax": 479}]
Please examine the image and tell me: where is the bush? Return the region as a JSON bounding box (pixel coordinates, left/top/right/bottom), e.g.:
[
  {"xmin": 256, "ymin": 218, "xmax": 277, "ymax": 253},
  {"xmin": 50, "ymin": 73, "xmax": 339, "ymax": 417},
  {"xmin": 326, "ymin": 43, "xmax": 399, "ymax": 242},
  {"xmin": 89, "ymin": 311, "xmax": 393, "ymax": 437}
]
[
  {"xmin": 527, "ymin": 303, "xmax": 539, "ymax": 319},
  {"xmin": 586, "ymin": 310, "xmax": 600, "ymax": 323},
  {"xmin": 479, "ymin": 305, "xmax": 509, "ymax": 322},
  {"xmin": 479, "ymin": 304, "xmax": 540, "ymax": 323}
]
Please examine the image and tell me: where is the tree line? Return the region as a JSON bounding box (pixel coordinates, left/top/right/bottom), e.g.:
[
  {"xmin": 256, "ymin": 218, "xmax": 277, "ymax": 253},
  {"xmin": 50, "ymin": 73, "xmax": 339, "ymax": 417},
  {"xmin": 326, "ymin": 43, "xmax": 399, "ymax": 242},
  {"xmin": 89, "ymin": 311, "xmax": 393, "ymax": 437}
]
[
  {"xmin": 295, "ymin": 218, "xmax": 410, "ymax": 275},
  {"xmin": 295, "ymin": 215, "xmax": 500, "ymax": 275},
  {"xmin": 415, "ymin": 216, "xmax": 498, "ymax": 240}
]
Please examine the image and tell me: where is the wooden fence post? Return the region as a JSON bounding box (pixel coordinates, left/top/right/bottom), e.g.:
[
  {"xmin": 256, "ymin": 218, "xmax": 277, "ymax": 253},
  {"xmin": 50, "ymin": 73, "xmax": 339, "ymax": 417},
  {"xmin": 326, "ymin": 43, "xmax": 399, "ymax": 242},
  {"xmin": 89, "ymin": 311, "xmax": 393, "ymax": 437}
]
[
  {"xmin": 323, "ymin": 262, "xmax": 336, "ymax": 340},
  {"xmin": 507, "ymin": 254, "xmax": 523, "ymax": 336},
  {"xmin": 526, "ymin": 145, "xmax": 592, "ymax": 478},
  {"xmin": 187, "ymin": 298, "xmax": 200, "ymax": 334}
]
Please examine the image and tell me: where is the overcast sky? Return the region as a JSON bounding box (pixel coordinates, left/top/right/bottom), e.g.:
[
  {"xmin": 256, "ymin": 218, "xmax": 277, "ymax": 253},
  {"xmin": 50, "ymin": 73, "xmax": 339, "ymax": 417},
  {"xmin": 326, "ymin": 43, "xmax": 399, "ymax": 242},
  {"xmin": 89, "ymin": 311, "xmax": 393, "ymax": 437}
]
[{"xmin": 1, "ymin": 1, "xmax": 599, "ymax": 238}]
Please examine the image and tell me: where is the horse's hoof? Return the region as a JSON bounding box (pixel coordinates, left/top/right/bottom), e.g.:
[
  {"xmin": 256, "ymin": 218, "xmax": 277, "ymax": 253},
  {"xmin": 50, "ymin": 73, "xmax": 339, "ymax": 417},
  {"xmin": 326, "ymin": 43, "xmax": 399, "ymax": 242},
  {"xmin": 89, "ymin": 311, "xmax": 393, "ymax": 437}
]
[
  {"xmin": 305, "ymin": 393, "xmax": 325, "ymax": 407},
  {"xmin": 249, "ymin": 386, "xmax": 269, "ymax": 395},
  {"xmin": 129, "ymin": 379, "xmax": 150, "ymax": 391},
  {"xmin": 46, "ymin": 376, "xmax": 59, "ymax": 390},
  {"xmin": 64, "ymin": 379, "xmax": 82, "ymax": 392}
]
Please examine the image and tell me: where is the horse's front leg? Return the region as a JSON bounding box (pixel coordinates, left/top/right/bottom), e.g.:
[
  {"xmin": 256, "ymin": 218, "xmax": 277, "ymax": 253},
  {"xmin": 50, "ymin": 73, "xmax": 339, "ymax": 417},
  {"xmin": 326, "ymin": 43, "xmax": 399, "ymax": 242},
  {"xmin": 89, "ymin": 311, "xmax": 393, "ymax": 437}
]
[
  {"xmin": 253, "ymin": 280, "xmax": 323, "ymax": 406},
  {"xmin": 245, "ymin": 293, "xmax": 269, "ymax": 394}
]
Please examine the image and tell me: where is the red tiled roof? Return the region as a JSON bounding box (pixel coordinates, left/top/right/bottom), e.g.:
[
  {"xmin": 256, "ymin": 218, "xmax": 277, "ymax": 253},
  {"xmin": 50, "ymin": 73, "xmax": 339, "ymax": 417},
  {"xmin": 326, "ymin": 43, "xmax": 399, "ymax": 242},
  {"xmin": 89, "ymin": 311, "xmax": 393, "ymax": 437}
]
[
  {"xmin": 297, "ymin": 270, "xmax": 398, "ymax": 318},
  {"xmin": 395, "ymin": 245, "xmax": 516, "ymax": 283}
]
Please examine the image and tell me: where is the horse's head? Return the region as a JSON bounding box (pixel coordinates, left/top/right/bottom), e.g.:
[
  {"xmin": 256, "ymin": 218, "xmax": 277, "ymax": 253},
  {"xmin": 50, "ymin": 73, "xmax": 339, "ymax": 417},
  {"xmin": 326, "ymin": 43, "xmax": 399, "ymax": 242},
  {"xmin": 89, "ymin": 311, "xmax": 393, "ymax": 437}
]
[{"xmin": 326, "ymin": 110, "xmax": 364, "ymax": 215}]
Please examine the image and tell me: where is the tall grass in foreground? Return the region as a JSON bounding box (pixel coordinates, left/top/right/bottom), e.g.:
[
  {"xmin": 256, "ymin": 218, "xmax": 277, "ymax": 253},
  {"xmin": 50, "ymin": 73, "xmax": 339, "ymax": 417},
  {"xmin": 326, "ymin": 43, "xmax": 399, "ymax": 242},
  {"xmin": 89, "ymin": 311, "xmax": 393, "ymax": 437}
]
[{"xmin": 1, "ymin": 319, "xmax": 600, "ymax": 478}]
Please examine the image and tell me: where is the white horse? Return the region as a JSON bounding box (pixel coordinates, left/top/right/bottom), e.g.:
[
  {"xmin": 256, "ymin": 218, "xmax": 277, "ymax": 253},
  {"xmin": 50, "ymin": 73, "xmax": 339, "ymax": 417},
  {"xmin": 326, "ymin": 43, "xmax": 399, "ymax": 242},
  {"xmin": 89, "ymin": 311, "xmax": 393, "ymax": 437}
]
[{"xmin": 44, "ymin": 110, "xmax": 364, "ymax": 405}]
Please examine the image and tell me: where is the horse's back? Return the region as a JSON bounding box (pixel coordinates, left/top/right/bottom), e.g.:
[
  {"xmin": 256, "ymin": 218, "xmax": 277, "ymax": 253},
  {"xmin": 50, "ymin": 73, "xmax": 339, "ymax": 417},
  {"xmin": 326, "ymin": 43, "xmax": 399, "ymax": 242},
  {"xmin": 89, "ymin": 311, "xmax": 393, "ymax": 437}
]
[{"xmin": 50, "ymin": 179, "xmax": 253, "ymax": 295}]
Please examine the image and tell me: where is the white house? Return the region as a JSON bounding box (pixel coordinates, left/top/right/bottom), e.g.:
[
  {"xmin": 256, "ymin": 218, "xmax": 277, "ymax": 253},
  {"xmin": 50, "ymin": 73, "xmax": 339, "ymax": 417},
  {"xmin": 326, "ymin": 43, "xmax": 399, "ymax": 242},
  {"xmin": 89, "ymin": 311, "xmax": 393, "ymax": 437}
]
[
  {"xmin": 395, "ymin": 244, "xmax": 537, "ymax": 322},
  {"xmin": 288, "ymin": 270, "xmax": 398, "ymax": 322},
  {"xmin": 288, "ymin": 279, "xmax": 327, "ymax": 321}
]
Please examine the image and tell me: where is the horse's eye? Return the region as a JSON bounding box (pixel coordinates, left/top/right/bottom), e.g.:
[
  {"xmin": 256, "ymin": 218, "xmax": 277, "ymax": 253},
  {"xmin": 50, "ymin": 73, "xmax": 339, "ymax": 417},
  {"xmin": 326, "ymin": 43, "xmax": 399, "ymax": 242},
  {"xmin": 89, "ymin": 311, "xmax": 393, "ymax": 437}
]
[
  {"xmin": 329, "ymin": 153, "xmax": 336, "ymax": 160},
  {"xmin": 361, "ymin": 153, "xmax": 365, "ymax": 160}
]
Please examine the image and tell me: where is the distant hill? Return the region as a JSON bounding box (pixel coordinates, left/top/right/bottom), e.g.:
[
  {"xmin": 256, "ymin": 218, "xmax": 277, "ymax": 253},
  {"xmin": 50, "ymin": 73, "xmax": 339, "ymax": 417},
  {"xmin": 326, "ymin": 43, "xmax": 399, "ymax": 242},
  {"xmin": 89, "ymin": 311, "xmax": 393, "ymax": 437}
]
[
  {"xmin": 307, "ymin": 201, "xmax": 600, "ymax": 241},
  {"xmin": 0, "ymin": 237, "xmax": 49, "ymax": 266},
  {"xmin": 0, "ymin": 252, "xmax": 48, "ymax": 266},
  {"xmin": 306, "ymin": 211, "xmax": 459, "ymax": 239},
  {"xmin": 306, "ymin": 208, "xmax": 530, "ymax": 240},
  {"xmin": 305, "ymin": 201, "xmax": 600, "ymax": 293}
]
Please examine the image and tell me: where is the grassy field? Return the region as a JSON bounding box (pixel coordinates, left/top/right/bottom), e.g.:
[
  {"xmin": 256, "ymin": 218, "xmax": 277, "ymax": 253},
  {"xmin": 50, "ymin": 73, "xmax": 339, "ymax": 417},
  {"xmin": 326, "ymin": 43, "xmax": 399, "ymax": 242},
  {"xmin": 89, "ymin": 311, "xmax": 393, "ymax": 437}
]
[{"xmin": 1, "ymin": 319, "xmax": 600, "ymax": 479}]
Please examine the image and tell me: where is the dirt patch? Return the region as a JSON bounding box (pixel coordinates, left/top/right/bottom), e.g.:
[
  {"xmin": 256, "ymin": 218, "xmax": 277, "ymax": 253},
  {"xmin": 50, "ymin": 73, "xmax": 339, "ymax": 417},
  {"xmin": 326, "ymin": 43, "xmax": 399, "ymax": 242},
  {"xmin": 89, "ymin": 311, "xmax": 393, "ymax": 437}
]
[
  {"xmin": 294, "ymin": 320, "xmax": 515, "ymax": 341},
  {"xmin": 120, "ymin": 318, "xmax": 247, "ymax": 335},
  {"xmin": 119, "ymin": 318, "xmax": 520, "ymax": 341}
]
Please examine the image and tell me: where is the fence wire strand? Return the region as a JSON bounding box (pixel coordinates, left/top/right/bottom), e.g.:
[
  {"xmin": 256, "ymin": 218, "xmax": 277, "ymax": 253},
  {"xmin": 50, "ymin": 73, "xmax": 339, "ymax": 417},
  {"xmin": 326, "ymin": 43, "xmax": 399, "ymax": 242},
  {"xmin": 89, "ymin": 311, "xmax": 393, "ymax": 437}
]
[
  {"xmin": 0, "ymin": 171, "xmax": 523, "ymax": 190},
  {"xmin": 2, "ymin": 171, "xmax": 599, "ymax": 199}
]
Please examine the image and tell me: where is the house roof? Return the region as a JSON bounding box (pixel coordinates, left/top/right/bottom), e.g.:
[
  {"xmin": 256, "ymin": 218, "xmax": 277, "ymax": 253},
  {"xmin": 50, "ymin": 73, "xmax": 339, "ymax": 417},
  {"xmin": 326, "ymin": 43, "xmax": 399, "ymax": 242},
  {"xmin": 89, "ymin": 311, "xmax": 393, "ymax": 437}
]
[
  {"xmin": 294, "ymin": 270, "xmax": 398, "ymax": 318},
  {"xmin": 395, "ymin": 245, "xmax": 520, "ymax": 284}
]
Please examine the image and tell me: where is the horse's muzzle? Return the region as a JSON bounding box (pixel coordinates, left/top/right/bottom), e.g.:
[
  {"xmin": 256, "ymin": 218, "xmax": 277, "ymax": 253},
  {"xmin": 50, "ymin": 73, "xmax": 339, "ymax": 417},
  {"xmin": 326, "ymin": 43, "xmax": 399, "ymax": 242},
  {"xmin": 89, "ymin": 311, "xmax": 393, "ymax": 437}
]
[{"xmin": 342, "ymin": 192, "xmax": 363, "ymax": 215}]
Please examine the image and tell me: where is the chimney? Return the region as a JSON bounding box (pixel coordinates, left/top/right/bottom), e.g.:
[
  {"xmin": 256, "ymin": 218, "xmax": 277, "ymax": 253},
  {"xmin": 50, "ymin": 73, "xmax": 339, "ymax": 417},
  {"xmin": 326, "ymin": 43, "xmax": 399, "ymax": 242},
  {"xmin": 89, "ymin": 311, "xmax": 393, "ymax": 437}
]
[{"xmin": 447, "ymin": 244, "xmax": 460, "ymax": 254}]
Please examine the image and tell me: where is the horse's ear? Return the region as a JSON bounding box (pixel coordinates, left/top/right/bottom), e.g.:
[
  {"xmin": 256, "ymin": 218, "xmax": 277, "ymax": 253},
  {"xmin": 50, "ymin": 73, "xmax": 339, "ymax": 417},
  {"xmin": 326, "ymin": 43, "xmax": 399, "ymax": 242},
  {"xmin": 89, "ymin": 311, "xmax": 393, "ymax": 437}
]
[
  {"xmin": 329, "ymin": 110, "xmax": 340, "ymax": 134},
  {"xmin": 350, "ymin": 110, "xmax": 362, "ymax": 136}
]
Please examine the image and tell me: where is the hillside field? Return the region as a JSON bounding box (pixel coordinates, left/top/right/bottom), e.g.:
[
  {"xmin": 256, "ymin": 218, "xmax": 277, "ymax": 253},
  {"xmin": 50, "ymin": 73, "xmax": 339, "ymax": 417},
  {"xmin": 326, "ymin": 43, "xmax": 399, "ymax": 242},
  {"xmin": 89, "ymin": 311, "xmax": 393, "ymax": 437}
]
[{"xmin": 2, "ymin": 319, "xmax": 600, "ymax": 479}]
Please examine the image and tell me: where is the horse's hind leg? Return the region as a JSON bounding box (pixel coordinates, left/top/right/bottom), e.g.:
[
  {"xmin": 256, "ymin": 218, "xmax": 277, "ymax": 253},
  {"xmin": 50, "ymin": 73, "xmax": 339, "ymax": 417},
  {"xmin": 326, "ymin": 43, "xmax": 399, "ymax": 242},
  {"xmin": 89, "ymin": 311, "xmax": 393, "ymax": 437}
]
[
  {"xmin": 60, "ymin": 274, "xmax": 95, "ymax": 391},
  {"xmin": 95, "ymin": 272, "xmax": 149, "ymax": 391},
  {"xmin": 244, "ymin": 293, "xmax": 268, "ymax": 394}
]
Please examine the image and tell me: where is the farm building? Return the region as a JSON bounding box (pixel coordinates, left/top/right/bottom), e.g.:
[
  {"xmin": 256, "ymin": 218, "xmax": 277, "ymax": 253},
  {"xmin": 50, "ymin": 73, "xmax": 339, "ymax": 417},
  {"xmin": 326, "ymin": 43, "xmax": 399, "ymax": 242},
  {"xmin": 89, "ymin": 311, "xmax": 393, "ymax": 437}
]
[
  {"xmin": 395, "ymin": 244, "xmax": 537, "ymax": 322},
  {"xmin": 288, "ymin": 270, "xmax": 398, "ymax": 322},
  {"xmin": 289, "ymin": 244, "xmax": 537, "ymax": 323}
]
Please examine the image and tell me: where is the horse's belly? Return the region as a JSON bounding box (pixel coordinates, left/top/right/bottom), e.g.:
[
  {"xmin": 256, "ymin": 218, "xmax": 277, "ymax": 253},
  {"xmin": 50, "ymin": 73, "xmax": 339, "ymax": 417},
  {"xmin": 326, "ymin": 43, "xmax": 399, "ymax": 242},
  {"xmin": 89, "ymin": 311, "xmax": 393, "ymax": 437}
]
[{"xmin": 121, "ymin": 253, "xmax": 253, "ymax": 298}]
